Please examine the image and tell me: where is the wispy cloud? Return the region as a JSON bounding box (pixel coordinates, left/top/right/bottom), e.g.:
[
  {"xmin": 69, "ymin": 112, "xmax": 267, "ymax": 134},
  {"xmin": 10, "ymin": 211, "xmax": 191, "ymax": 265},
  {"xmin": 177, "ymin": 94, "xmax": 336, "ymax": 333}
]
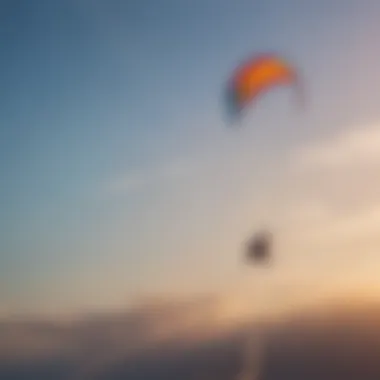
[
  {"xmin": 292, "ymin": 124, "xmax": 380, "ymax": 170},
  {"xmin": 270, "ymin": 123, "xmax": 380, "ymax": 279},
  {"xmin": 103, "ymin": 159, "xmax": 201, "ymax": 196},
  {"xmin": 299, "ymin": 202, "xmax": 380, "ymax": 246},
  {"xmin": 105, "ymin": 172, "xmax": 147, "ymax": 195},
  {"xmin": 279, "ymin": 122, "xmax": 380, "ymax": 225}
]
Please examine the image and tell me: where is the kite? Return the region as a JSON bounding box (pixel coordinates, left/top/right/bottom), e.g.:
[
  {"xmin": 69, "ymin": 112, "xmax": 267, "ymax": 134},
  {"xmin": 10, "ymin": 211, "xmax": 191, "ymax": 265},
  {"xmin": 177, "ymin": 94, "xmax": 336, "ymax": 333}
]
[{"xmin": 225, "ymin": 53, "xmax": 303, "ymax": 121}]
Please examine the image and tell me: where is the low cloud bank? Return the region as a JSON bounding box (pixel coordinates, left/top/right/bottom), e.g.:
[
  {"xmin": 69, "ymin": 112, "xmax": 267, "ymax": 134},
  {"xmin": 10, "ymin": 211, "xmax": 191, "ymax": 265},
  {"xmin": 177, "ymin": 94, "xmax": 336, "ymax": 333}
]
[
  {"xmin": 0, "ymin": 294, "xmax": 249, "ymax": 379},
  {"xmin": 2, "ymin": 295, "xmax": 380, "ymax": 379}
]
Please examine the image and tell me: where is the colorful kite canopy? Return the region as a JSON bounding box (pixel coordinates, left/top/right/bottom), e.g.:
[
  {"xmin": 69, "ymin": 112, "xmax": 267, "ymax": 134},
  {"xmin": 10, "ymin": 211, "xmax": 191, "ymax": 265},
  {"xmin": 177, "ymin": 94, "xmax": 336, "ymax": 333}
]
[{"xmin": 225, "ymin": 53, "xmax": 302, "ymax": 120}]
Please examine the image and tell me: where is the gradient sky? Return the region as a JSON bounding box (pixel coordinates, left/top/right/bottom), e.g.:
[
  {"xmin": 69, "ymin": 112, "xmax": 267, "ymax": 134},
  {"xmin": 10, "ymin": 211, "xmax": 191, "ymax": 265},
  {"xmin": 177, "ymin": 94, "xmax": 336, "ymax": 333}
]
[{"xmin": 2, "ymin": 0, "xmax": 380, "ymax": 315}]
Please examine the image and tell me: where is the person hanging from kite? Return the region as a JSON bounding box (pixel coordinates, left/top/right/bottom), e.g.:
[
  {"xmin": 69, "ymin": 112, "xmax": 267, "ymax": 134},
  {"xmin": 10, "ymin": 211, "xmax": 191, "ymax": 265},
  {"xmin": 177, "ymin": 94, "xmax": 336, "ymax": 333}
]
[{"xmin": 245, "ymin": 230, "xmax": 273, "ymax": 265}]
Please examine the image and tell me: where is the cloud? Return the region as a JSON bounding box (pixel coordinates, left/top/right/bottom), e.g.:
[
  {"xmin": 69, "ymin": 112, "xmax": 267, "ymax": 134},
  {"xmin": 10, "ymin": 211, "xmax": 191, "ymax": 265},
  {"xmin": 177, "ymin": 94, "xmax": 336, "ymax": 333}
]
[
  {"xmin": 292, "ymin": 124, "xmax": 380, "ymax": 170},
  {"xmin": 0, "ymin": 294, "xmax": 252, "ymax": 379},
  {"xmin": 257, "ymin": 124, "xmax": 380, "ymax": 294},
  {"xmin": 2, "ymin": 298, "xmax": 380, "ymax": 379},
  {"xmin": 103, "ymin": 159, "xmax": 204, "ymax": 196},
  {"xmin": 310, "ymin": 202, "xmax": 380, "ymax": 240},
  {"xmin": 104, "ymin": 172, "xmax": 147, "ymax": 194},
  {"xmin": 277, "ymin": 123, "xmax": 380, "ymax": 243}
]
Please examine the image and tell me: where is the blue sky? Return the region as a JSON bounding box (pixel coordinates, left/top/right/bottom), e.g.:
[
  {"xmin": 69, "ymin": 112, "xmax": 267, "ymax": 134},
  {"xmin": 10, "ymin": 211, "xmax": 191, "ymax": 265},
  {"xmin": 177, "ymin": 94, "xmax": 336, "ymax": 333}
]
[{"xmin": 3, "ymin": 0, "xmax": 380, "ymax": 315}]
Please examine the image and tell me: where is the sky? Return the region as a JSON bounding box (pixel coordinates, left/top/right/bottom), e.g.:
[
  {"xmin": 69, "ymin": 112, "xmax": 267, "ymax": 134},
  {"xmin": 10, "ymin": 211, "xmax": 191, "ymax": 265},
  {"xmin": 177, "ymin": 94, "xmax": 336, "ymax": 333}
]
[{"xmin": 2, "ymin": 0, "xmax": 380, "ymax": 315}]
